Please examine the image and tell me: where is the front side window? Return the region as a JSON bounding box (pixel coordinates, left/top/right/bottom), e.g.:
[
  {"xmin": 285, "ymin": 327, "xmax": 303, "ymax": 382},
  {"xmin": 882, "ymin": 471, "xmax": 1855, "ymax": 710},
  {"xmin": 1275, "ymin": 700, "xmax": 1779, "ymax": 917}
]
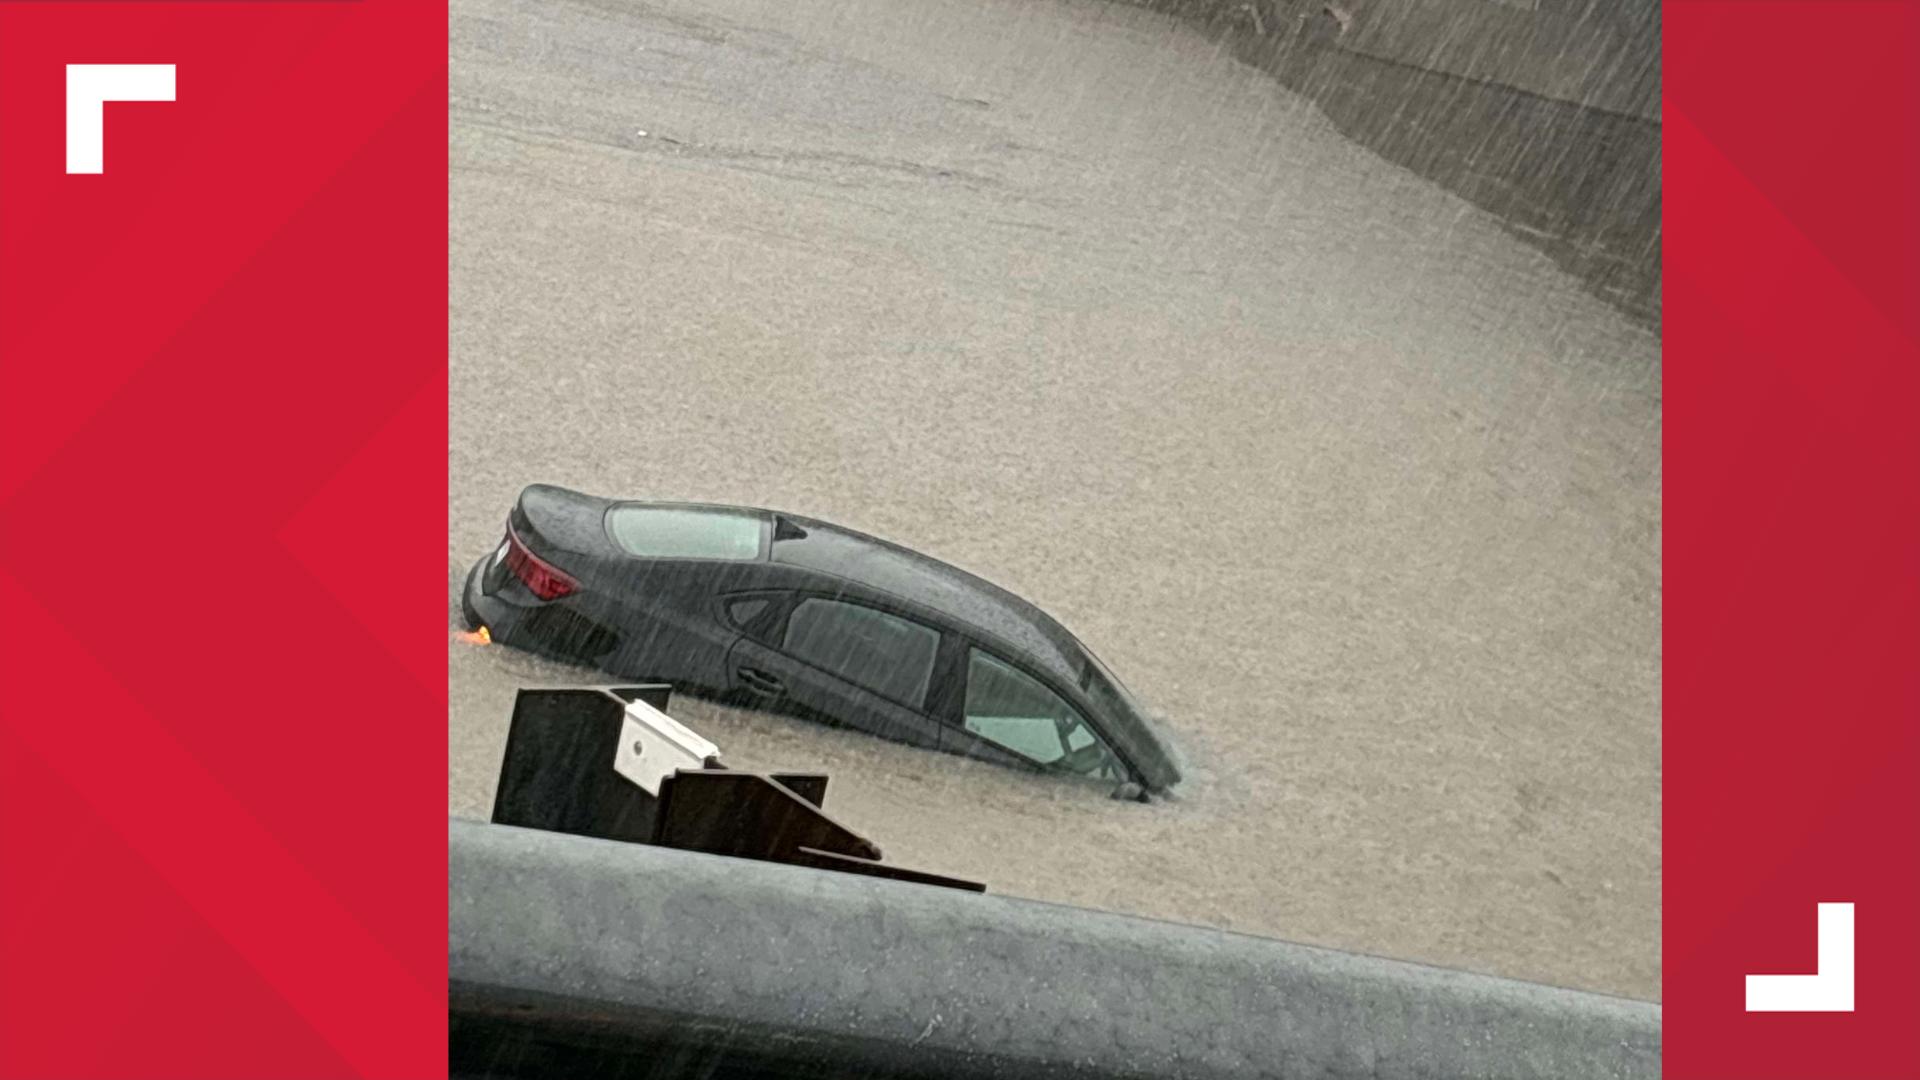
[
  {"xmin": 963, "ymin": 649, "xmax": 1123, "ymax": 779},
  {"xmin": 607, "ymin": 506, "xmax": 766, "ymax": 560},
  {"xmin": 782, "ymin": 598, "xmax": 940, "ymax": 707}
]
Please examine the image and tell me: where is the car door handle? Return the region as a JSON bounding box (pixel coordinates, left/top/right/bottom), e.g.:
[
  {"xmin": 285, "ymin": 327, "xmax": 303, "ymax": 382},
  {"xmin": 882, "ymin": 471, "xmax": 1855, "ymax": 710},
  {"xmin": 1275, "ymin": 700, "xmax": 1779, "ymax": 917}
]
[{"xmin": 738, "ymin": 667, "xmax": 783, "ymax": 695}]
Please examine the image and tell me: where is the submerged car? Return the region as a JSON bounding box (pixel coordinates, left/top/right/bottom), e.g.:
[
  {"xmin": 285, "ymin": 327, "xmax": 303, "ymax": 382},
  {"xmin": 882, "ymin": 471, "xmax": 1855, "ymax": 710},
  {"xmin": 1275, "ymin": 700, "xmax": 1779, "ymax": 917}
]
[{"xmin": 462, "ymin": 484, "xmax": 1181, "ymax": 794}]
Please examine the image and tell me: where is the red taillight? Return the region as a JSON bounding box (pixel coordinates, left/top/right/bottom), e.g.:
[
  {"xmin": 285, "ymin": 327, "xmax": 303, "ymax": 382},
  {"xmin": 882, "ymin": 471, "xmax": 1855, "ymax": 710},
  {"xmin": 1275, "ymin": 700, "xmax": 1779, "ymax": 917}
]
[{"xmin": 504, "ymin": 522, "xmax": 579, "ymax": 601}]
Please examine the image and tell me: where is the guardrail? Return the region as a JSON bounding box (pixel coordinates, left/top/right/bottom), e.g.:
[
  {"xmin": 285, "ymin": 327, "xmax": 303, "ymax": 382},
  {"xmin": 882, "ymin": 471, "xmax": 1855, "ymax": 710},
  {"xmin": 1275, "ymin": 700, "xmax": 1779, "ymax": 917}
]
[{"xmin": 450, "ymin": 818, "xmax": 1659, "ymax": 1079}]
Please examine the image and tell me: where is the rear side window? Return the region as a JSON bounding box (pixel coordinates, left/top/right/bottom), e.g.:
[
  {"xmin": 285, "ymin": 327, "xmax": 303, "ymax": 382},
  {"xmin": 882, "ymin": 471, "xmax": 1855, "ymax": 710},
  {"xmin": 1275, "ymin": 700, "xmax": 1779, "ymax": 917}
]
[
  {"xmin": 726, "ymin": 597, "xmax": 771, "ymax": 626},
  {"xmin": 607, "ymin": 506, "xmax": 765, "ymax": 560},
  {"xmin": 782, "ymin": 598, "xmax": 940, "ymax": 708},
  {"xmin": 724, "ymin": 592, "xmax": 783, "ymax": 643}
]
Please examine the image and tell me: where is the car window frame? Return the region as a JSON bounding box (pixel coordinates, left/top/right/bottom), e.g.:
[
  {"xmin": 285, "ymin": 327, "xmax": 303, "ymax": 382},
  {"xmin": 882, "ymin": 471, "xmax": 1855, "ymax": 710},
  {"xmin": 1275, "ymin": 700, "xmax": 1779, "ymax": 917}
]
[{"xmin": 768, "ymin": 592, "xmax": 950, "ymax": 712}]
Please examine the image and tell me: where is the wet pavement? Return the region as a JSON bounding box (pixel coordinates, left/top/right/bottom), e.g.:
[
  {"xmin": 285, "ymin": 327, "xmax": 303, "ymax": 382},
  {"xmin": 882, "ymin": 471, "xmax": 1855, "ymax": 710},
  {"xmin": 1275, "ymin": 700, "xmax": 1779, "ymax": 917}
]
[{"xmin": 450, "ymin": 0, "xmax": 1660, "ymax": 998}]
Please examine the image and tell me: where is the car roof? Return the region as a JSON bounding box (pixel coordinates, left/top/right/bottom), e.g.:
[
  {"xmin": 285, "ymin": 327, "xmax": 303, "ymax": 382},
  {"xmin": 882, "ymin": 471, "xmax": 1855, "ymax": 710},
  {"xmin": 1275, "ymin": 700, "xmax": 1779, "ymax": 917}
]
[
  {"xmin": 604, "ymin": 496, "xmax": 1180, "ymax": 790},
  {"xmin": 765, "ymin": 514, "xmax": 1090, "ymax": 685}
]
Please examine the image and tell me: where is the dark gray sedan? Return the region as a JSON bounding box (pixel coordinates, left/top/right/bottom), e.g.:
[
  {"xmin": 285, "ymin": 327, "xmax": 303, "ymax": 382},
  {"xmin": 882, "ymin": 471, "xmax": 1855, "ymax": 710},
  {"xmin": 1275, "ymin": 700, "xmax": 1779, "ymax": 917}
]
[{"xmin": 463, "ymin": 484, "xmax": 1181, "ymax": 794}]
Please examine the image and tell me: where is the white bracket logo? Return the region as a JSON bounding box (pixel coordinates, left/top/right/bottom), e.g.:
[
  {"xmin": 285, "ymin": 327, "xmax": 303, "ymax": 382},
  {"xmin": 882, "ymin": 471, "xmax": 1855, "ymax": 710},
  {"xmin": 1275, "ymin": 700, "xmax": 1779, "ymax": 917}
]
[
  {"xmin": 1745, "ymin": 902, "xmax": 1854, "ymax": 1012},
  {"xmin": 66, "ymin": 64, "xmax": 176, "ymax": 174}
]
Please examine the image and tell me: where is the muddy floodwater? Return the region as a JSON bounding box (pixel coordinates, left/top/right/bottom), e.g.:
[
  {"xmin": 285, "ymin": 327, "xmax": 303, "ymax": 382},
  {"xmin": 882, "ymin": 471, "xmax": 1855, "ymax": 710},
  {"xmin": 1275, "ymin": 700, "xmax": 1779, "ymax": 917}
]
[{"xmin": 449, "ymin": 0, "xmax": 1661, "ymax": 998}]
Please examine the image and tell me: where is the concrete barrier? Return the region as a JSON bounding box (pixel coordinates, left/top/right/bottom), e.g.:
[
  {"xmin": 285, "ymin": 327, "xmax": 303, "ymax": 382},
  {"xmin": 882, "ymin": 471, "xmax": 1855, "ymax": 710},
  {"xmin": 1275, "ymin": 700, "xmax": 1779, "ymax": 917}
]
[
  {"xmin": 450, "ymin": 818, "xmax": 1659, "ymax": 1079},
  {"xmin": 1124, "ymin": 0, "xmax": 1662, "ymax": 323}
]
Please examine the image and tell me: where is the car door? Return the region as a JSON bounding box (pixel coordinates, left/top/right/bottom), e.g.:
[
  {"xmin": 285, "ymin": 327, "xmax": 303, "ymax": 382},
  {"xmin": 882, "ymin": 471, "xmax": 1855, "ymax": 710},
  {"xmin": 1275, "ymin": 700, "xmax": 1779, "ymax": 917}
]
[
  {"xmin": 723, "ymin": 594, "xmax": 949, "ymax": 750},
  {"xmin": 944, "ymin": 645, "xmax": 1129, "ymax": 781}
]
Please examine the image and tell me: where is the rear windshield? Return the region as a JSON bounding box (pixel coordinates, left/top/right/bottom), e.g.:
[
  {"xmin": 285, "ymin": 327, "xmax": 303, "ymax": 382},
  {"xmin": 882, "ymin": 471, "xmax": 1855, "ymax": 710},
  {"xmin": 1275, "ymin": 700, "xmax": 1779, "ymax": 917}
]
[{"xmin": 606, "ymin": 506, "xmax": 766, "ymax": 560}]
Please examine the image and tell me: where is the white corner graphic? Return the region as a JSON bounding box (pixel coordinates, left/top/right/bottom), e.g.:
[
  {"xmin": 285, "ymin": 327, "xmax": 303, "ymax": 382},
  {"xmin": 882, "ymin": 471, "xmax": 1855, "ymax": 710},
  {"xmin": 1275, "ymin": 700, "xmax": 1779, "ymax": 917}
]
[
  {"xmin": 66, "ymin": 64, "xmax": 176, "ymax": 175},
  {"xmin": 1745, "ymin": 902, "xmax": 1854, "ymax": 1012}
]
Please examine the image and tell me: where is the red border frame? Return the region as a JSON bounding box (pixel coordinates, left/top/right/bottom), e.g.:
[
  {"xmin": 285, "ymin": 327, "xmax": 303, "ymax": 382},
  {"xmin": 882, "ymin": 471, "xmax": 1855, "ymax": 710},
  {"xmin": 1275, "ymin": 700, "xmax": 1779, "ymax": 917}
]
[
  {"xmin": 0, "ymin": 3, "xmax": 447, "ymax": 1076},
  {"xmin": 1666, "ymin": 1, "xmax": 1920, "ymax": 1076}
]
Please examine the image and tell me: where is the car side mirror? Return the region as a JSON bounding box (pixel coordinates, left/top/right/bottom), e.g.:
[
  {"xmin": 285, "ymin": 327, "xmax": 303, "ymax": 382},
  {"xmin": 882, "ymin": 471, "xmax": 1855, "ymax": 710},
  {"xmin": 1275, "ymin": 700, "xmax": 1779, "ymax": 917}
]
[{"xmin": 1110, "ymin": 781, "xmax": 1148, "ymax": 803}]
